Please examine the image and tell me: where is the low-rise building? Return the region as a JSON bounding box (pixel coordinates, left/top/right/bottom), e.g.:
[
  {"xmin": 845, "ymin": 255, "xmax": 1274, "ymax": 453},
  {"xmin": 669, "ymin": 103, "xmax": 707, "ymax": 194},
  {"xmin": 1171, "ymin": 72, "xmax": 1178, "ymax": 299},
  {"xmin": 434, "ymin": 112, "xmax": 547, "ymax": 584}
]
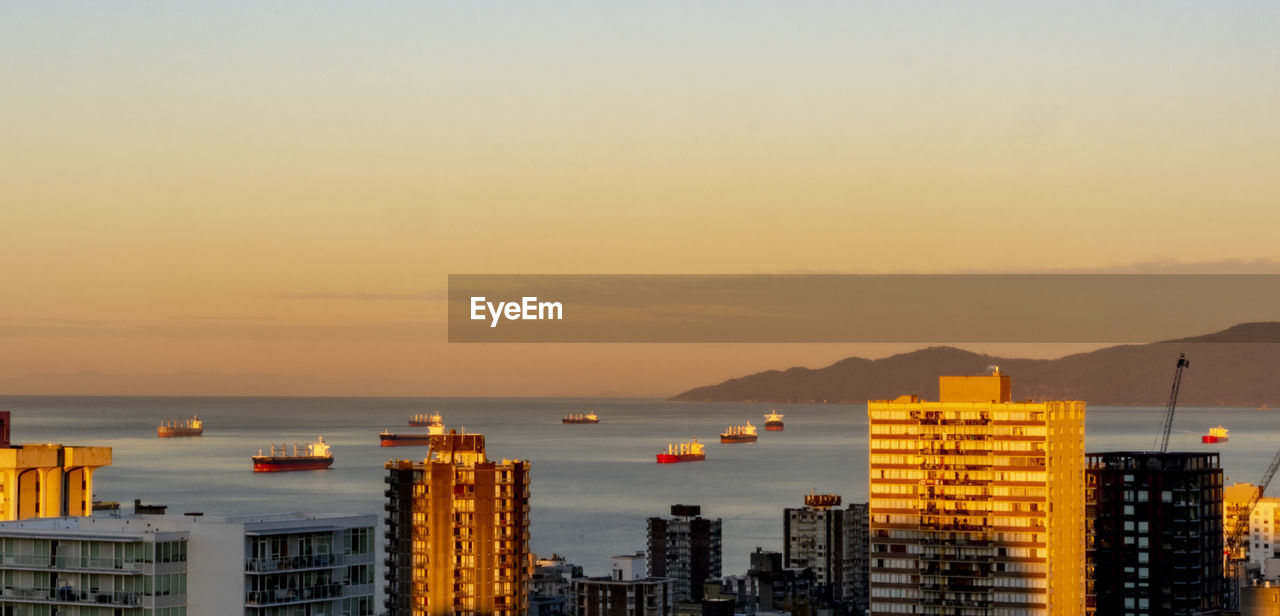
[
  {"xmin": 575, "ymin": 553, "xmax": 674, "ymax": 616},
  {"xmin": 0, "ymin": 512, "xmax": 376, "ymax": 615}
]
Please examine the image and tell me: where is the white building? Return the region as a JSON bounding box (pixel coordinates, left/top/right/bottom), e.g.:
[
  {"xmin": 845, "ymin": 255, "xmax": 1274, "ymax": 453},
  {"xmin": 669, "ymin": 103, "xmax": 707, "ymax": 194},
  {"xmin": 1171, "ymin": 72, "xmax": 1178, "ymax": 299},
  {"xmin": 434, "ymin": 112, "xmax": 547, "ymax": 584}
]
[
  {"xmin": 574, "ymin": 554, "xmax": 674, "ymax": 616},
  {"xmin": 1246, "ymin": 498, "xmax": 1280, "ymax": 579},
  {"xmin": 0, "ymin": 512, "xmax": 376, "ymax": 615}
]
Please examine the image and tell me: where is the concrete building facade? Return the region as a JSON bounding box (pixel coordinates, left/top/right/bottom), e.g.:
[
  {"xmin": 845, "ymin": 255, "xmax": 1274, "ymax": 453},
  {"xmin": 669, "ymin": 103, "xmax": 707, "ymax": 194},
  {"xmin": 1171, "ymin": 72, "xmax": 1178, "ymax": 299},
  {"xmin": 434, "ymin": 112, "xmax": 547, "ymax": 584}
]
[
  {"xmin": 574, "ymin": 553, "xmax": 674, "ymax": 616},
  {"xmin": 647, "ymin": 505, "xmax": 721, "ymax": 602},
  {"xmin": 0, "ymin": 412, "xmax": 112, "ymax": 521},
  {"xmin": 783, "ymin": 494, "xmax": 870, "ymax": 609},
  {"xmin": 867, "ymin": 370, "xmax": 1086, "ymax": 616},
  {"xmin": 0, "ymin": 512, "xmax": 376, "ymax": 615}
]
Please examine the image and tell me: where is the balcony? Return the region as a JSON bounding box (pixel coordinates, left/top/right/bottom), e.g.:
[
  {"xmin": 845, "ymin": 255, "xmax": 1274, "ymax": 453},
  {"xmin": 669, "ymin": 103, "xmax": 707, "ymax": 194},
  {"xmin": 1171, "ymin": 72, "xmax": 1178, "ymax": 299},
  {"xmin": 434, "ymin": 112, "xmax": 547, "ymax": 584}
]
[
  {"xmin": 245, "ymin": 582, "xmax": 345, "ymax": 606},
  {"xmin": 0, "ymin": 553, "xmax": 148, "ymax": 573},
  {"xmin": 1, "ymin": 585, "xmax": 145, "ymax": 607},
  {"xmin": 245, "ymin": 552, "xmax": 342, "ymax": 573}
]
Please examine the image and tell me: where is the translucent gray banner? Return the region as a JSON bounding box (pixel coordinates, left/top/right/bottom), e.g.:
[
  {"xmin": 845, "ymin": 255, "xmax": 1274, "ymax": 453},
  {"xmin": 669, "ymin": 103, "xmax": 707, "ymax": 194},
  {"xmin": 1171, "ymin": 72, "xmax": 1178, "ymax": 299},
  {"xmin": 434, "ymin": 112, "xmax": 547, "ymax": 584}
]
[{"xmin": 447, "ymin": 274, "xmax": 1280, "ymax": 343}]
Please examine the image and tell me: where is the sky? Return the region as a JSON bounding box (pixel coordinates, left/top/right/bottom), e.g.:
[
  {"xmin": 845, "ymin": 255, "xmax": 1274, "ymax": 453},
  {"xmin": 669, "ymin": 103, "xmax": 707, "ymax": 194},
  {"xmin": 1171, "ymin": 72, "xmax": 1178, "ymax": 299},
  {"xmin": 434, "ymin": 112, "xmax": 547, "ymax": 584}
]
[{"xmin": 2, "ymin": 3, "xmax": 1279, "ymax": 396}]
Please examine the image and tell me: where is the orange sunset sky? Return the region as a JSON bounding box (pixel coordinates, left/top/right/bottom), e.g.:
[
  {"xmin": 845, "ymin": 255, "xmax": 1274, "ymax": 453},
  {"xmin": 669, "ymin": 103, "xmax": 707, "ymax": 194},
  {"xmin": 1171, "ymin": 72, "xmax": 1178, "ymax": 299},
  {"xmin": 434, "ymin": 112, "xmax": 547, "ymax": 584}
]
[{"xmin": 3, "ymin": 4, "xmax": 1279, "ymax": 396}]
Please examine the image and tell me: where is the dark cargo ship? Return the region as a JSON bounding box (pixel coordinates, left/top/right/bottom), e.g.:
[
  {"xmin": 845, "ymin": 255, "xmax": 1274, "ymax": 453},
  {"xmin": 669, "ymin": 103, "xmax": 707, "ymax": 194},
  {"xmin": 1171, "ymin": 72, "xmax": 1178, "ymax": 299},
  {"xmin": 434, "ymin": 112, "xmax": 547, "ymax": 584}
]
[
  {"xmin": 253, "ymin": 437, "xmax": 334, "ymax": 472},
  {"xmin": 720, "ymin": 422, "xmax": 758, "ymax": 443},
  {"xmin": 379, "ymin": 430, "xmax": 431, "ymax": 447},
  {"xmin": 764, "ymin": 411, "xmax": 784, "ymax": 431},
  {"xmin": 157, "ymin": 415, "xmax": 203, "ymax": 437}
]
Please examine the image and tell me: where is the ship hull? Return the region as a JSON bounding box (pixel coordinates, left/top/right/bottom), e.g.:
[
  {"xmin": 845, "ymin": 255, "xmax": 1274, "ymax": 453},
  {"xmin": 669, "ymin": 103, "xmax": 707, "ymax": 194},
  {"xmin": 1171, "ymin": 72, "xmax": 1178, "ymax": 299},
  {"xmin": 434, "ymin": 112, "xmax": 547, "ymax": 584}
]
[
  {"xmin": 764, "ymin": 422, "xmax": 784, "ymax": 431},
  {"xmin": 562, "ymin": 419, "xmax": 599, "ymax": 424},
  {"xmin": 656, "ymin": 453, "xmax": 705, "ymax": 463},
  {"xmin": 720, "ymin": 434, "xmax": 758, "ymax": 443},
  {"xmin": 380, "ymin": 434, "xmax": 431, "ymax": 447},
  {"xmin": 157, "ymin": 428, "xmax": 203, "ymax": 437},
  {"xmin": 408, "ymin": 421, "xmax": 431, "ymax": 427},
  {"xmin": 1202, "ymin": 435, "xmax": 1228, "ymax": 443},
  {"xmin": 252, "ymin": 457, "xmax": 334, "ymax": 472}
]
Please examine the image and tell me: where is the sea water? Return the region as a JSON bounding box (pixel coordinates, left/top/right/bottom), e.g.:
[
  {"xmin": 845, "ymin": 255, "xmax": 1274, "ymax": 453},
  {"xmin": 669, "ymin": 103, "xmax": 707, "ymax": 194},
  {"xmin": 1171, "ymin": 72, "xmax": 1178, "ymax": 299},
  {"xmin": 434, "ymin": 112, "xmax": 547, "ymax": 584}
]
[{"xmin": 0, "ymin": 396, "xmax": 1275, "ymax": 576}]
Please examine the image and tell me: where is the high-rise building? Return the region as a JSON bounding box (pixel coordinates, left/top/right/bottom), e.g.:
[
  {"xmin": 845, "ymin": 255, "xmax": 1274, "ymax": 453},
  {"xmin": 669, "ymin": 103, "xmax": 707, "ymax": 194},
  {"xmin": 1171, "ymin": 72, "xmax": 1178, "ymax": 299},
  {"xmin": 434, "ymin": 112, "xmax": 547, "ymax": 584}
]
[
  {"xmin": 648, "ymin": 505, "xmax": 722, "ymax": 602},
  {"xmin": 846, "ymin": 502, "xmax": 870, "ymax": 613},
  {"xmin": 574, "ymin": 553, "xmax": 675, "ymax": 616},
  {"xmin": 1086, "ymin": 451, "xmax": 1225, "ymax": 616},
  {"xmin": 384, "ymin": 431, "xmax": 531, "ymax": 616},
  {"xmin": 0, "ymin": 411, "xmax": 112, "ymax": 520},
  {"xmin": 0, "ymin": 512, "xmax": 376, "ymax": 615},
  {"xmin": 867, "ymin": 370, "xmax": 1086, "ymax": 616},
  {"xmin": 783, "ymin": 493, "xmax": 869, "ymax": 607}
]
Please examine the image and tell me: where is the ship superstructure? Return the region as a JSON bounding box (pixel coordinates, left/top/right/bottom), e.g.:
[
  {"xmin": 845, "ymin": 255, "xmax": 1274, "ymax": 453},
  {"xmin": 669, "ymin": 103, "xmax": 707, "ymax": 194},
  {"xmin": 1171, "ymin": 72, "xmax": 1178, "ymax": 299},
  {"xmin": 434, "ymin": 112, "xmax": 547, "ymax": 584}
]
[{"xmin": 408, "ymin": 413, "xmax": 446, "ymax": 435}]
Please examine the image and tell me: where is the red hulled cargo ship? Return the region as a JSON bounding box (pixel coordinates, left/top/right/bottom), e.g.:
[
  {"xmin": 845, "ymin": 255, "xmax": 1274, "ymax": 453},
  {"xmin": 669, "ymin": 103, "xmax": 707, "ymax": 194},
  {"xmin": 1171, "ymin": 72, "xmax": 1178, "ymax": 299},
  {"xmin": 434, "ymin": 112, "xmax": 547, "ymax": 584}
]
[
  {"xmin": 563, "ymin": 412, "xmax": 599, "ymax": 424},
  {"xmin": 253, "ymin": 437, "xmax": 334, "ymax": 472},
  {"xmin": 656, "ymin": 439, "xmax": 705, "ymax": 463},
  {"xmin": 379, "ymin": 430, "xmax": 431, "ymax": 447},
  {"xmin": 157, "ymin": 415, "xmax": 203, "ymax": 437},
  {"xmin": 720, "ymin": 422, "xmax": 758, "ymax": 443},
  {"xmin": 1202, "ymin": 425, "xmax": 1229, "ymax": 444},
  {"xmin": 764, "ymin": 411, "xmax": 784, "ymax": 431}
]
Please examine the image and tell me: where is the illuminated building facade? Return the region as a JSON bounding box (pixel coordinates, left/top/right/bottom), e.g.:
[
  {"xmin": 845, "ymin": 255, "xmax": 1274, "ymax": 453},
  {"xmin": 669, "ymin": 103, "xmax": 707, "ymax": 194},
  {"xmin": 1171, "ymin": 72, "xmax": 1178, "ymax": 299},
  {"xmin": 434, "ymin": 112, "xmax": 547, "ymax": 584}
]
[
  {"xmin": 1224, "ymin": 483, "xmax": 1280, "ymax": 579},
  {"xmin": 867, "ymin": 371, "xmax": 1086, "ymax": 616},
  {"xmin": 1085, "ymin": 452, "xmax": 1224, "ymax": 616},
  {"xmin": 0, "ymin": 411, "xmax": 112, "ymax": 520},
  {"xmin": 384, "ymin": 431, "xmax": 530, "ymax": 616}
]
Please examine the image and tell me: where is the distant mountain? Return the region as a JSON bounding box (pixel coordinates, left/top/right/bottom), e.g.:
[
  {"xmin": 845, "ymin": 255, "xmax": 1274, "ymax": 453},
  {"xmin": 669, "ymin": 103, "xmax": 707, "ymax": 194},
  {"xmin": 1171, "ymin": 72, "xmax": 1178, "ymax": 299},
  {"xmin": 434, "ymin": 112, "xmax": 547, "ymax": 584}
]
[{"xmin": 670, "ymin": 323, "xmax": 1280, "ymax": 406}]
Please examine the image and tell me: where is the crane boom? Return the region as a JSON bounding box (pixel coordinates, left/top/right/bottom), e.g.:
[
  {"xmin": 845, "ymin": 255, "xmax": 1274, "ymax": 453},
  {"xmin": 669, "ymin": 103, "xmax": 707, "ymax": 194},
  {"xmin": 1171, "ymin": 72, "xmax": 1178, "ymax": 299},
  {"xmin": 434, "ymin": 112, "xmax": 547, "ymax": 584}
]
[{"xmin": 1157, "ymin": 353, "xmax": 1189, "ymax": 452}]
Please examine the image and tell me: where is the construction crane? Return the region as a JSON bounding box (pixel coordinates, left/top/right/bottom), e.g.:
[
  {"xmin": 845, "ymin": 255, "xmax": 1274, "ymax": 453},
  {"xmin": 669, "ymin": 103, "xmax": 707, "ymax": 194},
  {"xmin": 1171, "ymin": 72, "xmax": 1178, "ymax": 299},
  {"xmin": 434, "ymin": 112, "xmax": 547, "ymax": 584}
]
[
  {"xmin": 1156, "ymin": 353, "xmax": 1190, "ymax": 452},
  {"xmin": 1225, "ymin": 447, "xmax": 1280, "ymax": 608}
]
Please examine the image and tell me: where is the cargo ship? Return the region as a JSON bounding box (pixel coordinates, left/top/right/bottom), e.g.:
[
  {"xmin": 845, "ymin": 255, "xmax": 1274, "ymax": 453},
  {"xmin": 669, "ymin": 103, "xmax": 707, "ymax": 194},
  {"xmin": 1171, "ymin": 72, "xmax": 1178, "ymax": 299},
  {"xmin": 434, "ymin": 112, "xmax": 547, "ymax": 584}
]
[
  {"xmin": 764, "ymin": 411, "xmax": 784, "ymax": 431},
  {"xmin": 1202, "ymin": 425, "xmax": 1229, "ymax": 444},
  {"xmin": 563, "ymin": 412, "xmax": 599, "ymax": 424},
  {"xmin": 379, "ymin": 430, "xmax": 431, "ymax": 447},
  {"xmin": 656, "ymin": 439, "xmax": 705, "ymax": 463},
  {"xmin": 157, "ymin": 415, "xmax": 203, "ymax": 437},
  {"xmin": 253, "ymin": 437, "xmax": 334, "ymax": 472},
  {"xmin": 720, "ymin": 422, "xmax": 758, "ymax": 443},
  {"xmin": 408, "ymin": 413, "xmax": 446, "ymax": 435}
]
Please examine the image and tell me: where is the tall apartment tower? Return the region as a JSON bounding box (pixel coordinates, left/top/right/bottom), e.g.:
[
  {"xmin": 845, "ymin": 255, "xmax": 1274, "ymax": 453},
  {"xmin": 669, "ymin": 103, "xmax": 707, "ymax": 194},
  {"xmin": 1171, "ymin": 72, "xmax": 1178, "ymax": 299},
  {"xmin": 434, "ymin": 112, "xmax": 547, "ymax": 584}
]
[
  {"xmin": 783, "ymin": 493, "xmax": 869, "ymax": 607},
  {"xmin": 647, "ymin": 504, "xmax": 722, "ymax": 601},
  {"xmin": 0, "ymin": 411, "xmax": 112, "ymax": 520},
  {"xmin": 384, "ymin": 431, "xmax": 531, "ymax": 616},
  {"xmin": 867, "ymin": 370, "xmax": 1086, "ymax": 616},
  {"xmin": 1085, "ymin": 451, "xmax": 1225, "ymax": 616},
  {"xmin": 846, "ymin": 502, "xmax": 871, "ymax": 613}
]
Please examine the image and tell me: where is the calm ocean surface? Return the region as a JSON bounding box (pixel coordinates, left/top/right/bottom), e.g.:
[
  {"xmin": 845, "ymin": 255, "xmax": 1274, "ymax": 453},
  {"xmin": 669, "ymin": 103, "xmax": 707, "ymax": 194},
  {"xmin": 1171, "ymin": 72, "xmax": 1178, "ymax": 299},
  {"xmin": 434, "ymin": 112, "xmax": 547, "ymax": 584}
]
[{"xmin": 0, "ymin": 396, "xmax": 1276, "ymax": 577}]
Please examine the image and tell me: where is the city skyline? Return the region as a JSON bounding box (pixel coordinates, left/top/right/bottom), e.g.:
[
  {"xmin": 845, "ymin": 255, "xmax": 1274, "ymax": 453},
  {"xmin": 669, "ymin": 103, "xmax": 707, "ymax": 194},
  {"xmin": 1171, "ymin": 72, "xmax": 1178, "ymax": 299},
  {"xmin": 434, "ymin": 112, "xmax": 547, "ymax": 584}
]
[{"xmin": 4, "ymin": 4, "xmax": 1279, "ymax": 396}]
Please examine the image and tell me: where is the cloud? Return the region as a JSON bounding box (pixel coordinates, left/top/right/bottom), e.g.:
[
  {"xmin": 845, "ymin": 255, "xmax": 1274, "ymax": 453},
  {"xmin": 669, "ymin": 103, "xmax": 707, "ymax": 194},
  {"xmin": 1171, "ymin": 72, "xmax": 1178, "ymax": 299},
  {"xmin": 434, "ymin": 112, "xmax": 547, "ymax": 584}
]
[{"xmin": 271, "ymin": 290, "xmax": 446, "ymax": 301}]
